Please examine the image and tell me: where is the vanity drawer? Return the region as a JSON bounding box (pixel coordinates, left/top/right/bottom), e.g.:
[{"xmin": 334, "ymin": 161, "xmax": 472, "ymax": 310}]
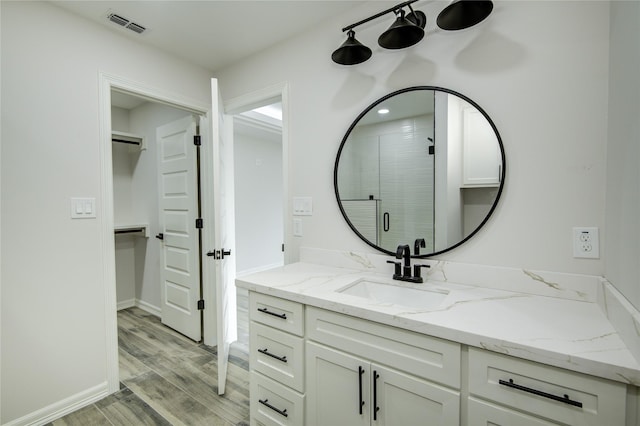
[
  {"xmin": 306, "ymin": 306, "xmax": 461, "ymax": 389},
  {"xmin": 250, "ymin": 292, "xmax": 304, "ymax": 336},
  {"xmin": 250, "ymin": 371, "xmax": 304, "ymax": 426},
  {"xmin": 468, "ymin": 347, "xmax": 626, "ymax": 425},
  {"xmin": 468, "ymin": 397, "xmax": 558, "ymax": 426},
  {"xmin": 250, "ymin": 321, "xmax": 304, "ymax": 392}
]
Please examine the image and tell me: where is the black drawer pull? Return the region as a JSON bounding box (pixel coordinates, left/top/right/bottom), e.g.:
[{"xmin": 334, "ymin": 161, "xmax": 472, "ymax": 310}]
[
  {"xmin": 258, "ymin": 348, "xmax": 288, "ymax": 363},
  {"xmin": 257, "ymin": 307, "xmax": 287, "ymax": 320},
  {"xmin": 499, "ymin": 379, "xmax": 583, "ymax": 408},
  {"xmin": 258, "ymin": 398, "xmax": 288, "ymax": 417}
]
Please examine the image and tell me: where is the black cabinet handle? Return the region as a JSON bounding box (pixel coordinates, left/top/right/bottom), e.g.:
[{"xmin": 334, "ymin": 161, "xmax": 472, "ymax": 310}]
[
  {"xmin": 155, "ymin": 233, "xmax": 164, "ymax": 240},
  {"xmin": 373, "ymin": 370, "xmax": 380, "ymax": 420},
  {"xmin": 258, "ymin": 348, "xmax": 287, "ymax": 363},
  {"xmin": 258, "ymin": 398, "xmax": 288, "ymax": 418},
  {"xmin": 383, "ymin": 212, "xmax": 390, "ymax": 232},
  {"xmin": 257, "ymin": 307, "xmax": 287, "ymax": 320},
  {"xmin": 499, "ymin": 379, "xmax": 583, "ymax": 408},
  {"xmin": 358, "ymin": 366, "xmax": 365, "ymax": 415}
]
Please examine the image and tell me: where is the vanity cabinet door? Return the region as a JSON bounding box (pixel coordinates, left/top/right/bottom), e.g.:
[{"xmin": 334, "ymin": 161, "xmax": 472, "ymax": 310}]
[
  {"xmin": 373, "ymin": 363, "xmax": 460, "ymax": 426},
  {"xmin": 306, "ymin": 341, "xmax": 460, "ymax": 426},
  {"xmin": 306, "ymin": 341, "xmax": 370, "ymax": 426}
]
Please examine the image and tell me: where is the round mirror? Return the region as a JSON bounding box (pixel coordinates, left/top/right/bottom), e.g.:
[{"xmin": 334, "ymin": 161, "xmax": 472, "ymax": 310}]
[{"xmin": 334, "ymin": 86, "xmax": 505, "ymax": 257}]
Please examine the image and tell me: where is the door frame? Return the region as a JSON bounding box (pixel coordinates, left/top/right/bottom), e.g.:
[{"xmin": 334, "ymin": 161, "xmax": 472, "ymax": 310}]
[
  {"xmin": 224, "ymin": 81, "xmax": 291, "ymax": 266},
  {"xmin": 98, "ymin": 72, "xmax": 213, "ymax": 393}
]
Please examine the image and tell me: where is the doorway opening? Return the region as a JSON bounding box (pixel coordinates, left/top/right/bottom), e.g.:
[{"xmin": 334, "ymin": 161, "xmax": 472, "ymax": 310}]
[
  {"xmin": 99, "ymin": 73, "xmax": 215, "ymax": 393},
  {"xmin": 232, "ymin": 100, "xmax": 285, "ymax": 352},
  {"xmin": 111, "ymin": 89, "xmax": 205, "ymax": 342}
]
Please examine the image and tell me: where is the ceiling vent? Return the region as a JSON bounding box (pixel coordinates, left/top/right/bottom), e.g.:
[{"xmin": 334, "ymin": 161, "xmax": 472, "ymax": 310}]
[{"xmin": 107, "ymin": 12, "xmax": 147, "ymax": 34}]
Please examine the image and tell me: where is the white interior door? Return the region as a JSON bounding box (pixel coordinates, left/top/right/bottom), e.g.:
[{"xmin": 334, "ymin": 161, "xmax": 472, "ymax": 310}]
[
  {"xmin": 157, "ymin": 115, "xmax": 202, "ymax": 341},
  {"xmin": 207, "ymin": 78, "xmax": 237, "ymax": 395}
]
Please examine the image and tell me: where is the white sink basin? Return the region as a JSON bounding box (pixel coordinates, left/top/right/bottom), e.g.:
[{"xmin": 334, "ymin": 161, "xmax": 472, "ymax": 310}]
[{"xmin": 337, "ymin": 279, "xmax": 449, "ymax": 310}]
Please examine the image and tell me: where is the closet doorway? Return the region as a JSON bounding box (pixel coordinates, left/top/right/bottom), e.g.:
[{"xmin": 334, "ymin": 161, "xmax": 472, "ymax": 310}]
[
  {"xmin": 99, "ymin": 73, "xmax": 225, "ymax": 395},
  {"xmin": 111, "ymin": 90, "xmax": 204, "ymax": 341}
]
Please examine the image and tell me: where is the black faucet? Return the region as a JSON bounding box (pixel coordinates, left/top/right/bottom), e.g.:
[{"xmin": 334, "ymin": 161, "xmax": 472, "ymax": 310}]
[
  {"xmin": 398, "ymin": 244, "xmax": 412, "ymax": 277},
  {"xmin": 386, "ymin": 244, "xmax": 429, "ymax": 283}
]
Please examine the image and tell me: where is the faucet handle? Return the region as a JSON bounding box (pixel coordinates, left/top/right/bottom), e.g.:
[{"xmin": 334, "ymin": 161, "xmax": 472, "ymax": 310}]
[
  {"xmin": 386, "ymin": 260, "xmax": 402, "ymax": 278},
  {"xmin": 413, "ymin": 263, "xmax": 431, "ymax": 280}
]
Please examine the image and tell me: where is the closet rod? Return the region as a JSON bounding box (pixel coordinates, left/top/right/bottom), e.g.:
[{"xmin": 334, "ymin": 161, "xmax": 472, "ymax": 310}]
[
  {"xmin": 114, "ymin": 228, "xmax": 145, "ymax": 235},
  {"xmin": 112, "ymin": 138, "xmax": 141, "ymax": 145}
]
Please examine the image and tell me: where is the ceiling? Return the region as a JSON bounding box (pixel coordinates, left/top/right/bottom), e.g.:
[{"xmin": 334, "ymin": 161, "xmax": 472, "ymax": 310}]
[{"xmin": 51, "ymin": 0, "xmax": 366, "ymax": 72}]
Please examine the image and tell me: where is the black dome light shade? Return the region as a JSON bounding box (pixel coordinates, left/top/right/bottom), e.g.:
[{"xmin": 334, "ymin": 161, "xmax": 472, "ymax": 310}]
[
  {"xmin": 332, "ymin": 30, "xmax": 373, "ymax": 65},
  {"xmin": 378, "ymin": 9, "xmax": 425, "ymax": 50},
  {"xmin": 436, "ymin": 0, "xmax": 493, "ymax": 31}
]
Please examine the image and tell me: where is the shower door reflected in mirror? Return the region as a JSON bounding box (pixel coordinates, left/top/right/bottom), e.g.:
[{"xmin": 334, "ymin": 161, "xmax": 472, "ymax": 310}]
[{"xmin": 337, "ymin": 92, "xmax": 435, "ymax": 251}]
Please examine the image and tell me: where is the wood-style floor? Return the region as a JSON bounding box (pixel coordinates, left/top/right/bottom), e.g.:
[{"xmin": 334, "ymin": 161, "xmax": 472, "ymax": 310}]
[{"xmin": 49, "ymin": 297, "xmax": 250, "ymax": 426}]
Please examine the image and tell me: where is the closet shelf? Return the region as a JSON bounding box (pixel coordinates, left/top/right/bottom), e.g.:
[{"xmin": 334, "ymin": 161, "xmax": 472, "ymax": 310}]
[
  {"xmin": 112, "ymin": 130, "xmax": 146, "ymax": 151},
  {"xmin": 114, "ymin": 223, "xmax": 149, "ymax": 238}
]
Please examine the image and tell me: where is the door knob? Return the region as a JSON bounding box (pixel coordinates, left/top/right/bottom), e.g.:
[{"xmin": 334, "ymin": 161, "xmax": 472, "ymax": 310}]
[
  {"xmin": 206, "ymin": 249, "xmax": 232, "ymax": 259},
  {"xmin": 155, "ymin": 233, "xmax": 164, "ymax": 240}
]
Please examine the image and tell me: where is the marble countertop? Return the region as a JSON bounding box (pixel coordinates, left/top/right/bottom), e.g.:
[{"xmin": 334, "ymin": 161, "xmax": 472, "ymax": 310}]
[{"xmin": 236, "ymin": 258, "xmax": 640, "ymax": 386}]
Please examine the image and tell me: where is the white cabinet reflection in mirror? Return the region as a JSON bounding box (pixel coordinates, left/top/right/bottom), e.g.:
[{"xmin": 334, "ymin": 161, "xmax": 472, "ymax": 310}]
[{"xmin": 462, "ymin": 107, "xmax": 501, "ymax": 187}]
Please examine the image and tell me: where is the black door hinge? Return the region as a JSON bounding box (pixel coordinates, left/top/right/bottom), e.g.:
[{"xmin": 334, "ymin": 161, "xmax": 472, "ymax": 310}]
[
  {"xmin": 428, "ymin": 145, "xmax": 435, "ymax": 155},
  {"xmin": 282, "ymin": 243, "xmax": 285, "ymax": 252},
  {"xmin": 197, "ymin": 300, "xmax": 205, "ymax": 310},
  {"xmin": 195, "ymin": 218, "xmax": 203, "ymax": 229},
  {"xmin": 194, "ymin": 135, "xmax": 202, "ymax": 146}
]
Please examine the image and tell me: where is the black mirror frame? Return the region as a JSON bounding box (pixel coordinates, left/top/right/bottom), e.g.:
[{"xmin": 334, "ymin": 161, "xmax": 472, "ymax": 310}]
[{"xmin": 334, "ymin": 86, "xmax": 506, "ymax": 258}]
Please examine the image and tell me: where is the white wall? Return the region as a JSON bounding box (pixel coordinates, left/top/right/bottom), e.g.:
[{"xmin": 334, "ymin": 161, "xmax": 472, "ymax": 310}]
[
  {"xmin": 605, "ymin": 1, "xmax": 640, "ymax": 310},
  {"xmin": 234, "ymin": 129, "xmax": 284, "ymax": 274},
  {"xmin": 216, "ymin": 1, "xmax": 610, "ymax": 276},
  {"xmin": 0, "ymin": 2, "xmax": 213, "ymax": 423}
]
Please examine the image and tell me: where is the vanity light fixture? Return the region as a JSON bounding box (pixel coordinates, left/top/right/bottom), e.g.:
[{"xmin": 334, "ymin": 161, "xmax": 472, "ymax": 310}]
[{"xmin": 332, "ymin": 0, "xmax": 493, "ymax": 65}]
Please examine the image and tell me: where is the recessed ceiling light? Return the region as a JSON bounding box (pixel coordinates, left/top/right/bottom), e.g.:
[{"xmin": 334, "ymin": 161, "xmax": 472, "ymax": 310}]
[{"xmin": 378, "ymin": 108, "xmax": 390, "ymax": 115}]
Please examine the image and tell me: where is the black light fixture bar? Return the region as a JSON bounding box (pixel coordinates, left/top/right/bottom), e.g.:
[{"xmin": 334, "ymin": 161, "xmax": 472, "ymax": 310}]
[
  {"xmin": 332, "ymin": 0, "xmax": 493, "ymax": 65},
  {"xmin": 341, "ymin": 0, "xmax": 419, "ymax": 32}
]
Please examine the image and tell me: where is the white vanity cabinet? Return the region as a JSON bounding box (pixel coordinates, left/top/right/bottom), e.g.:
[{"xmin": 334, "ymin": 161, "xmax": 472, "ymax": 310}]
[
  {"xmin": 249, "ymin": 293, "xmax": 305, "ymax": 426},
  {"xmin": 305, "ymin": 307, "xmax": 461, "ymax": 426},
  {"xmin": 467, "ymin": 347, "xmax": 627, "ymax": 426},
  {"xmin": 247, "ymin": 290, "xmax": 635, "ymax": 426}
]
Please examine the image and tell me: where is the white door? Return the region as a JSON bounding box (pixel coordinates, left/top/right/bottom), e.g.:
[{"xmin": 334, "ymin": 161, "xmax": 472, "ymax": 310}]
[
  {"xmin": 157, "ymin": 115, "xmax": 202, "ymax": 342},
  {"xmin": 203, "ymin": 78, "xmax": 237, "ymax": 395}
]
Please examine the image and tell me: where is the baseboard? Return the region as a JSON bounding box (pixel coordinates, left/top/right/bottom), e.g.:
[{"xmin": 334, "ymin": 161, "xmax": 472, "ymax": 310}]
[
  {"xmin": 135, "ymin": 299, "xmax": 161, "ymax": 317},
  {"xmin": 116, "ymin": 298, "xmax": 135, "ymax": 311},
  {"xmin": 3, "ymin": 382, "xmax": 109, "ymax": 426}
]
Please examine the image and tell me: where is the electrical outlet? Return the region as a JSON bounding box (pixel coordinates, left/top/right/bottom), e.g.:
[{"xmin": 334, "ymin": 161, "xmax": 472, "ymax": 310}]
[{"xmin": 573, "ymin": 227, "xmax": 599, "ymax": 259}]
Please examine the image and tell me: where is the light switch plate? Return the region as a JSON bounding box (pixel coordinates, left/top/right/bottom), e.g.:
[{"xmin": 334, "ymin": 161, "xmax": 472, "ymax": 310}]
[
  {"xmin": 293, "ymin": 218, "xmax": 303, "ymax": 236},
  {"xmin": 293, "ymin": 197, "xmax": 312, "ymax": 216},
  {"xmin": 71, "ymin": 197, "xmax": 96, "ymax": 219}
]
